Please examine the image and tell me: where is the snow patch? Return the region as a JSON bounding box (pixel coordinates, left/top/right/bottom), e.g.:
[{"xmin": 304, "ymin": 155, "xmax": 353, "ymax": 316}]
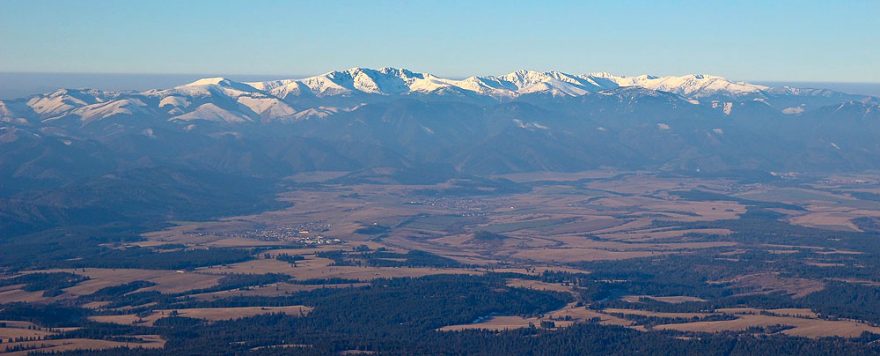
[
  {"xmin": 611, "ymin": 74, "xmax": 767, "ymax": 98},
  {"xmin": 171, "ymin": 103, "xmax": 251, "ymax": 123},
  {"xmin": 782, "ymin": 106, "xmax": 805, "ymax": 115},
  {"xmin": 291, "ymin": 106, "xmax": 339, "ymax": 121},
  {"xmin": 237, "ymin": 96, "xmax": 296, "ymax": 118},
  {"xmin": 184, "ymin": 77, "xmax": 229, "ymax": 86},
  {"xmin": 160, "ymin": 96, "xmax": 190, "ymax": 109},
  {"xmin": 73, "ymin": 99, "xmax": 147, "ymax": 123},
  {"xmin": 513, "ymin": 119, "xmax": 549, "ymax": 130}
]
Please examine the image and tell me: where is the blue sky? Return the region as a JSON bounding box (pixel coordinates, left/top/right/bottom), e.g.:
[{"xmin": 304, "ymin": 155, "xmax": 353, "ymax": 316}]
[{"xmin": 1, "ymin": 0, "xmax": 877, "ymax": 82}]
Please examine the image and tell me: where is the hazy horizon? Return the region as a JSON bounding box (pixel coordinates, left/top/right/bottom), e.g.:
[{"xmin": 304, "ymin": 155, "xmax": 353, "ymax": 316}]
[{"xmin": 2, "ymin": 71, "xmax": 880, "ymax": 100}]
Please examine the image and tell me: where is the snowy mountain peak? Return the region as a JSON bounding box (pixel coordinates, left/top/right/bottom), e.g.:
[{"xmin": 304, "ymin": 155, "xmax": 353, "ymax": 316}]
[
  {"xmin": 178, "ymin": 77, "xmax": 258, "ymax": 92},
  {"xmin": 2, "ymin": 67, "xmax": 872, "ymax": 126},
  {"xmin": 238, "ymin": 68, "xmax": 784, "ymax": 100},
  {"xmin": 498, "ymin": 70, "xmax": 574, "ymax": 83},
  {"xmin": 608, "ymin": 73, "xmax": 768, "ymax": 98},
  {"xmin": 587, "ymin": 72, "xmax": 617, "ymax": 78},
  {"xmin": 183, "ymin": 77, "xmax": 231, "ymax": 87},
  {"xmin": 24, "ymin": 88, "xmax": 111, "ymax": 119}
]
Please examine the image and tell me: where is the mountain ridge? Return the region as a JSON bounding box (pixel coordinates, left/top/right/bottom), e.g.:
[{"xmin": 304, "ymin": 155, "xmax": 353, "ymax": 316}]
[
  {"xmin": 2, "ymin": 66, "xmax": 879, "ymax": 181},
  {"xmin": 3, "ymin": 67, "xmax": 875, "ymax": 125}
]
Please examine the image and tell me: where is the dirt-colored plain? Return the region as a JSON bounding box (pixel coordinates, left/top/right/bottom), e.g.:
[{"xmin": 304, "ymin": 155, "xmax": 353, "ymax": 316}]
[{"xmin": 90, "ymin": 306, "xmax": 312, "ymax": 326}]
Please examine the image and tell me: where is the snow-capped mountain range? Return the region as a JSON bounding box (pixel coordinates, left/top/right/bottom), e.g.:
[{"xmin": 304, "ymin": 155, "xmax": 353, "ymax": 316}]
[
  {"xmin": 248, "ymin": 67, "xmax": 770, "ymax": 99},
  {"xmin": 2, "ymin": 67, "xmax": 874, "ymax": 125},
  {"xmin": 5, "ymin": 67, "xmax": 880, "ymax": 242}
]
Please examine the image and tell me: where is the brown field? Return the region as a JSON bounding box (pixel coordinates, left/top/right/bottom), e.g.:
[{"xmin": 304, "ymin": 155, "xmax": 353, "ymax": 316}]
[
  {"xmin": 621, "ymin": 295, "xmax": 707, "ymax": 304},
  {"xmin": 604, "ymin": 308, "xmax": 714, "ymax": 319},
  {"xmin": 579, "ymin": 310, "xmax": 638, "ymax": 328},
  {"xmin": 439, "ymin": 278, "xmax": 641, "ymax": 332},
  {"xmin": 438, "ymin": 315, "xmax": 538, "ymax": 332},
  {"xmin": 733, "ymin": 185, "xmax": 880, "ymax": 232},
  {"xmin": 599, "ymin": 228, "xmax": 732, "ymax": 242},
  {"xmin": 287, "ymin": 171, "xmax": 350, "ymax": 183},
  {"xmin": 1, "ymin": 335, "xmax": 164, "ymax": 355},
  {"xmin": 595, "ymin": 306, "xmax": 880, "ymax": 339},
  {"xmin": 137, "ymin": 172, "xmax": 756, "ymax": 269},
  {"xmin": 160, "ymin": 305, "xmax": 312, "ymax": 321},
  {"xmin": 654, "ymin": 314, "xmax": 880, "ymax": 339},
  {"xmin": 712, "ymin": 272, "xmax": 825, "ymax": 298},
  {"xmin": 490, "ymin": 266, "xmax": 592, "ymax": 276},
  {"xmin": 81, "ymin": 301, "xmax": 112, "ymax": 309},
  {"xmin": 506, "ymin": 279, "xmax": 575, "ymax": 294},
  {"xmin": 495, "ymin": 170, "xmax": 621, "ymax": 183},
  {"xmin": 0, "ymin": 326, "xmax": 56, "ymax": 340},
  {"xmin": 438, "ymin": 303, "xmax": 596, "ymax": 332},
  {"xmin": 440, "ymin": 279, "xmax": 596, "ymax": 332},
  {"xmin": 510, "ymin": 248, "xmax": 669, "ymax": 263},
  {"xmin": 190, "ymin": 282, "xmax": 369, "ymax": 301},
  {"xmin": 805, "ymin": 261, "xmax": 845, "ymax": 268},
  {"xmin": 17, "ymin": 268, "xmax": 224, "ymax": 303},
  {"xmin": 814, "ymin": 249, "xmax": 863, "ymax": 255},
  {"xmin": 588, "ymin": 218, "xmax": 655, "ymax": 235},
  {"xmin": 0, "ymin": 284, "xmax": 46, "ymax": 304},
  {"xmin": 129, "ymin": 172, "xmax": 880, "ymax": 283},
  {"xmin": 830, "ymin": 278, "xmax": 880, "ymax": 287},
  {"xmin": 439, "ymin": 302, "xmax": 651, "ymax": 332},
  {"xmin": 586, "ymin": 175, "xmax": 731, "ymax": 195},
  {"xmin": 720, "ymin": 308, "xmax": 819, "ymax": 318},
  {"xmin": 790, "ymin": 211, "xmax": 862, "ymax": 231},
  {"xmin": 0, "ymin": 321, "xmax": 39, "ymax": 329},
  {"xmin": 197, "ymin": 257, "xmax": 481, "ymax": 281},
  {"xmin": 737, "ymin": 187, "xmax": 858, "ymax": 205},
  {"xmin": 4, "ymin": 268, "xmax": 224, "ymax": 305},
  {"xmin": 90, "ymin": 306, "xmax": 312, "ymax": 326},
  {"xmin": 741, "ymin": 307, "xmax": 818, "ymax": 318}
]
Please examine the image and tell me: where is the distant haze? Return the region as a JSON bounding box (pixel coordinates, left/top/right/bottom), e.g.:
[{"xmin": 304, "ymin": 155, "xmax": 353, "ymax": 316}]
[
  {"xmin": 2, "ymin": 72, "xmax": 879, "ymax": 100},
  {"xmin": 0, "ymin": 72, "xmax": 307, "ymax": 100},
  {"xmin": 755, "ymin": 82, "xmax": 880, "ymax": 98}
]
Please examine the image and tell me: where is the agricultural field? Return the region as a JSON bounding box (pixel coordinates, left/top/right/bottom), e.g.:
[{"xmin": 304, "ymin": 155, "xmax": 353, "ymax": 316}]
[{"xmin": 4, "ymin": 171, "xmax": 880, "ymax": 353}]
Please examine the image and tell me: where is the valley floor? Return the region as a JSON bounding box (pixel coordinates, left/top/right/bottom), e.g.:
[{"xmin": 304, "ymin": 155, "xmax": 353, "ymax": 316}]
[{"xmin": 4, "ymin": 170, "xmax": 880, "ymax": 354}]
